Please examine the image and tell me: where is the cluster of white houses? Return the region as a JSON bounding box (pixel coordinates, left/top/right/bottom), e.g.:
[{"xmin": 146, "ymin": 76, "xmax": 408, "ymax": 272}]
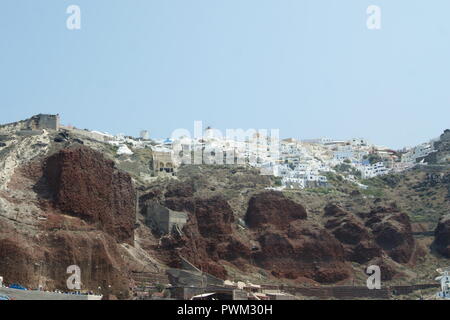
[
  {"xmin": 66, "ymin": 123, "xmax": 437, "ymax": 190},
  {"xmin": 1, "ymin": 115, "xmax": 440, "ymax": 192}
]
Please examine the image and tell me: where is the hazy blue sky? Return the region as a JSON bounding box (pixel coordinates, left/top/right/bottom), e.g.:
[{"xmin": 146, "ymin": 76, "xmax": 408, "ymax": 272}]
[{"xmin": 1, "ymin": 1, "xmax": 449, "ymax": 148}]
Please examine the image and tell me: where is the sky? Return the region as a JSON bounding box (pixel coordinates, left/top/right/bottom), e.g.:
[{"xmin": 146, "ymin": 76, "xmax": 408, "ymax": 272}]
[{"xmin": 1, "ymin": 0, "xmax": 450, "ymax": 149}]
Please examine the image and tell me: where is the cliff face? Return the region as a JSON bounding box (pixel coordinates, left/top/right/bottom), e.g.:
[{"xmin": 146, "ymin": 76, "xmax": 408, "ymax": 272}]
[
  {"xmin": 245, "ymin": 192, "xmax": 350, "ymax": 284},
  {"xmin": 364, "ymin": 207, "xmax": 415, "ymax": 264},
  {"xmin": 43, "ymin": 146, "xmax": 136, "ymax": 244},
  {"xmin": 144, "ymin": 184, "xmax": 418, "ymax": 285},
  {"xmin": 156, "ymin": 194, "xmax": 251, "ymax": 279},
  {"xmin": 324, "ymin": 204, "xmax": 381, "ymax": 264},
  {"xmin": 0, "ymin": 142, "xmax": 141, "ymax": 298},
  {"xmin": 245, "ymin": 191, "xmax": 307, "ymax": 229},
  {"xmin": 434, "ymin": 215, "xmax": 450, "ymax": 257},
  {"xmin": 252, "ymin": 222, "xmax": 351, "ymax": 283},
  {"xmin": 0, "ymin": 229, "xmax": 130, "ymax": 297}
]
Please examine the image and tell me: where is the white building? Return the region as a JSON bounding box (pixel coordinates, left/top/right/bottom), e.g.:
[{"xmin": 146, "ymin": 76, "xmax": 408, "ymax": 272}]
[{"xmin": 359, "ymin": 162, "xmax": 390, "ymax": 179}]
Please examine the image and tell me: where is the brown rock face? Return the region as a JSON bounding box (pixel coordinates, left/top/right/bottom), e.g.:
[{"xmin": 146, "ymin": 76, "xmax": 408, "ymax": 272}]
[
  {"xmin": 365, "ymin": 207, "xmax": 415, "ymax": 264},
  {"xmin": 434, "ymin": 215, "xmax": 450, "ymax": 257},
  {"xmin": 324, "ymin": 205, "xmax": 381, "ymax": 264},
  {"xmin": 367, "ymin": 257, "xmax": 399, "ymax": 281},
  {"xmin": 159, "ymin": 195, "xmax": 249, "ymax": 279},
  {"xmin": 164, "ymin": 182, "xmax": 195, "ymax": 198},
  {"xmin": 42, "ymin": 231, "xmax": 131, "ymax": 294},
  {"xmin": 245, "ymin": 191, "xmax": 307, "ymax": 229},
  {"xmin": 0, "ymin": 225, "xmax": 131, "ymax": 298},
  {"xmin": 245, "ymin": 197, "xmax": 350, "ymax": 284},
  {"xmin": 325, "ymin": 205, "xmax": 369, "ymax": 245},
  {"xmin": 145, "ymin": 187, "xmax": 417, "ymax": 285},
  {"xmin": 0, "ymin": 238, "xmax": 35, "ymax": 286},
  {"xmin": 192, "ymin": 197, "xmax": 234, "ymax": 238},
  {"xmin": 325, "ymin": 205, "xmax": 415, "ymax": 265},
  {"xmin": 43, "ymin": 146, "xmax": 136, "ymax": 244},
  {"xmin": 253, "ymin": 221, "xmax": 350, "ymax": 284},
  {"xmin": 156, "ymin": 189, "xmax": 353, "ymax": 284},
  {"xmin": 0, "ymin": 145, "xmax": 140, "ymax": 297}
]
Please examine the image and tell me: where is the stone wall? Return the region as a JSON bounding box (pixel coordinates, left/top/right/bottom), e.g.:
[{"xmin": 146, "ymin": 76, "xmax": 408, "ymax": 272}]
[{"xmin": 26, "ymin": 114, "xmax": 60, "ymax": 131}]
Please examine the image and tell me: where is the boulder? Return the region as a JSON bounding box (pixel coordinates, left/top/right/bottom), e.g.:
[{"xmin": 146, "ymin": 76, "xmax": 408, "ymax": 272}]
[
  {"xmin": 365, "ymin": 207, "xmax": 415, "ymax": 263},
  {"xmin": 253, "ymin": 221, "xmax": 351, "ymax": 284},
  {"xmin": 245, "ymin": 191, "xmax": 307, "ymax": 229}
]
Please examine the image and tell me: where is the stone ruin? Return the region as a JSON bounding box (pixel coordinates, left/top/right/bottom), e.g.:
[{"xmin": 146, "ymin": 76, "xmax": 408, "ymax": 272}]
[{"xmin": 25, "ymin": 114, "xmax": 60, "ymax": 131}]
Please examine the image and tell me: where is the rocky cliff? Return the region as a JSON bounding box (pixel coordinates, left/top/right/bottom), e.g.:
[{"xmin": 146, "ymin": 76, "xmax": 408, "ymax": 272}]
[
  {"xmin": 434, "ymin": 215, "xmax": 450, "ymax": 257},
  {"xmin": 42, "ymin": 146, "xmax": 136, "ymax": 244},
  {"xmin": 0, "ymin": 132, "xmax": 153, "ymax": 298},
  {"xmin": 0, "ymin": 117, "xmax": 447, "ymax": 298},
  {"xmin": 140, "ymin": 183, "xmax": 419, "ymax": 285}
]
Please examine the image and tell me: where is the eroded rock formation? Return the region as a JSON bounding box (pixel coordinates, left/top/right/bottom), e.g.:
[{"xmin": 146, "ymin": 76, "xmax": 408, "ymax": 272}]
[
  {"xmin": 157, "ymin": 194, "xmax": 250, "ymax": 279},
  {"xmin": 324, "ymin": 204, "xmax": 381, "ymax": 264},
  {"xmin": 434, "ymin": 214, "xmax": 450, "ymax": 257},
  {"xmin": 0, "ymin": 145, "xmax": 139, "ymax": 297},
  {"xmin": 43, "ymin": 146, "xmax": 136, "ymax": 244},
  {"xmin": 245, "ymin": 191, "xmax": 307, "ymax": 229},
  {"xmin": 364, "ymin": 207, "xmax": 415, "ymax": 264},
  {"xmin": 253, "ymin": 221, "xmax": 351, "ymax": 283}
]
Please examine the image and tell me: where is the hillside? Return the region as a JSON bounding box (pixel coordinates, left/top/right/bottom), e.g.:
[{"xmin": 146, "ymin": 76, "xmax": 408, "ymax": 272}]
[{"xmin": 0, "ymin": 115, "xmax": 449, "ymax": 299}]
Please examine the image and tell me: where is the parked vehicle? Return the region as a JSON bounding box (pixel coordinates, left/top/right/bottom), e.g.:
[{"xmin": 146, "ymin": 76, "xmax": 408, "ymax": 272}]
[
  {"xmin": 9, "ymin": 284, "xmax": 26, "ymax": 290},
  {"xmin": 0, "ymin": 295, "xmax": 11, "ymax": 300}
]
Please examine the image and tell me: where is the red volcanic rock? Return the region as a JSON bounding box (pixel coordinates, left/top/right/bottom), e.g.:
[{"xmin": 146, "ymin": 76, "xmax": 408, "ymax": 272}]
[
  {"xmin": 367, "ymin": 257, "xmax": 399, "ymax": 281},
  {"xmin": 324, "ymin": 204, "xmax": 349, "ymax": 218},
  {"xmin": 164, "ymin": 197, "xmax": 195, "ymax": 213},
  {"xmin": 245, "ymin": 191, "xmax": 307, "ymax": 229},
  {"xmin": 0, "ymin": 238, "xmax": 36, "ymax": 286},
  {"xmin": 43, "ymin": 146, "xmax": 136, "ymax": 244},
  {"xmin": 325, "ymin": 204, "xmax": 417, "ymax": 268},
  {"xmin": 253, "ymin": 221, "xmax": 351, "ymax": 284},
  {"xmin": 164, "ymin": 195, "xmax": 234, "ymax": 238},
  {"xmin": 218, "ymin": 238, "xmax": 252, "ymax": 261},
  {"xmin": 0, "ymin": 232, "xmax": 131, "ymax": 297},
  {"xmin": 193, "ymin": 197, "xmax": 234, "ymax": 238},
  {"xmin": 365, "ymin": 207, "xmax": 415, "ymax": 264},
  {"xmin": 347, "ymin": 241, "xmax": 382, "ymax": 264},
  {"xmin": 44, "ymin": 231, "xmax": 131, "ymax": 294},
  {"xmin": 331, "ymin": 221, "xmax": 368, "ymax": 245},
  {"xmin": 434, "ymin": 215, "xmax": 450, "ymax": 257},
  {"xmin": 156, "ymin": 195, "xmax": 247, "ymax": 279},
  {"xmin": 159, "ymin": 192, "xmax": 353, "ymax": 284},
  {"xmin": 164, "ymin": 182, "xmax": 195, "ymax": 198},
  {"xmin": 325, "ymin": 216, "xmax": 368, "ymax": 245},
  {"xmin": 324, "ymin": 205, "xmax": 381, "ymax": 264},
  {"xmin": 0, "ymin": 213, "xmax": 131, "ymax": 298}
]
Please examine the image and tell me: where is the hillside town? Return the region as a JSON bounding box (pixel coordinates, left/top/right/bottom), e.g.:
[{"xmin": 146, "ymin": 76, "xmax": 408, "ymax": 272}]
[{"xmin": 63, "ymin": 118, "xmax": 439, "ymax": 190}]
